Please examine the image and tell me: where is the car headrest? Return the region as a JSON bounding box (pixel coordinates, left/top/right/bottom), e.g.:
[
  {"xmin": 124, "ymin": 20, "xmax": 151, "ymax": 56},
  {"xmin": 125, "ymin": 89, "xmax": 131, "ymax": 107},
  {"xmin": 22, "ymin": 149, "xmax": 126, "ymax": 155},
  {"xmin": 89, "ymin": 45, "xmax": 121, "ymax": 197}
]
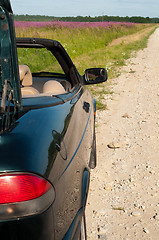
[
  {"xmin": 19, "ymin": 65, "xmax": 32, "ymax": 86},
  {"xmin": 43, "ymin": 80, "xmax": 66, "ymax": 94},
  {"xmin": 21, "ymin": 87, "xmax": 40, "ymax": 96}
]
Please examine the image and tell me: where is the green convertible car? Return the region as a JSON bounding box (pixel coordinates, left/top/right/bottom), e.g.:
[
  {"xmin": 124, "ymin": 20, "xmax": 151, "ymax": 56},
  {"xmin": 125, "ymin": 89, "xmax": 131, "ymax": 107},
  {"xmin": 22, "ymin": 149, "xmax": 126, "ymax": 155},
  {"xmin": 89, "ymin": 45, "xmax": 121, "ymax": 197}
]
[{"xmin": 0, "ymin": 0, "xmax": 107, "ymax": 239}]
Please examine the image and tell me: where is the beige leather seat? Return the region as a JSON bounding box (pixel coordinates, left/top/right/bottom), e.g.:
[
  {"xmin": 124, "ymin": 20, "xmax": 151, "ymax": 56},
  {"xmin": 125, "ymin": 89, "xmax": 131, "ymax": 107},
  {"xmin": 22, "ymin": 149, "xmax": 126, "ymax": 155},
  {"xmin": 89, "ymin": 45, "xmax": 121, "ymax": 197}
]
[
  {"xmin": 19, "ymin": 65, "xmax": 39, "ymax": 96},
  {"xmin": 43, "ymin": 80, "xmax": 66, "ymax": 95}
]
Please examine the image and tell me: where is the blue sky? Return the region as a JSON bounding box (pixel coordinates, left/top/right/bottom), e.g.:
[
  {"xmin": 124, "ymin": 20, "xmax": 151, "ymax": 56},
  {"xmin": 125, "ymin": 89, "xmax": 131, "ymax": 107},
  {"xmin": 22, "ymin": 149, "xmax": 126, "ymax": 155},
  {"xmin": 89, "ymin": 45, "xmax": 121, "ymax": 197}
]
[{"xmin": 10, "ymin": 0, "xmax": 159, "ymax": 17}]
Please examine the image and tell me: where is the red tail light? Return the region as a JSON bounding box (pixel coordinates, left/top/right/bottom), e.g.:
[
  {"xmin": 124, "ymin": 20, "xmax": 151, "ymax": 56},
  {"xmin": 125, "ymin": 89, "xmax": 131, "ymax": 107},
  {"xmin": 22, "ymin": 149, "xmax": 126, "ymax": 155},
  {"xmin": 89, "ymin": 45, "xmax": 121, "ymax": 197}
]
[
  {"xmin": 0, "ymin": 173, "xmax": 55, "ymax": 220},
  {"xmin": 0, "ymin": 173, "xmax": 51, "ymax": 204}
]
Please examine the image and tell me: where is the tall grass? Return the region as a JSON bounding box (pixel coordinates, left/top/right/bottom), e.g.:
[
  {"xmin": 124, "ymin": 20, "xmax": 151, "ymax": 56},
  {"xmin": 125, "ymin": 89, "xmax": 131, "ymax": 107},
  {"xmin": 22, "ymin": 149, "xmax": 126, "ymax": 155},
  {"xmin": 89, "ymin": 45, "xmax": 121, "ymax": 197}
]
[{"xmin": 15, "ymin": 21, "xmax": 145, "ymax": 72}]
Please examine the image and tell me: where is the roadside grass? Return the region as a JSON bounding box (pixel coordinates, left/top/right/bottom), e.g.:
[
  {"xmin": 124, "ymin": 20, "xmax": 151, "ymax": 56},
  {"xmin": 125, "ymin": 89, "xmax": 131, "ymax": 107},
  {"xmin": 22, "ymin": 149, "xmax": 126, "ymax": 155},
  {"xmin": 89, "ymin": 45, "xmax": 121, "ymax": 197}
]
[{"xmin": 96, "ymin": 100, "xmax": 107, "ymax": 111}]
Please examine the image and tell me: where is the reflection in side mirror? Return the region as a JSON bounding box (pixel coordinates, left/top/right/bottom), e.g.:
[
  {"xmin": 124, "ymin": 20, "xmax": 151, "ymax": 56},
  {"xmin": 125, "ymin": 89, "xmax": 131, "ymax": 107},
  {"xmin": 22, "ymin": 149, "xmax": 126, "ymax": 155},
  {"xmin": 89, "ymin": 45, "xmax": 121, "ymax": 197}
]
[{"xmin": 84, "ymin": 68, "xmax": 108, "ymax": 85}]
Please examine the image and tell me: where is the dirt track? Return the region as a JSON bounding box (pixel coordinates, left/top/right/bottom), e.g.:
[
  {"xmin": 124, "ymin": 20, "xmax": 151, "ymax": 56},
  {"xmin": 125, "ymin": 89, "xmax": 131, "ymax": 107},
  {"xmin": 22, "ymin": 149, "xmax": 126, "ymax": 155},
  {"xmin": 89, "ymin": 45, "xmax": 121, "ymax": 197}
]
[{"xmin": 86, "ymin": 28, "xmax": 159, "ymax": 240}]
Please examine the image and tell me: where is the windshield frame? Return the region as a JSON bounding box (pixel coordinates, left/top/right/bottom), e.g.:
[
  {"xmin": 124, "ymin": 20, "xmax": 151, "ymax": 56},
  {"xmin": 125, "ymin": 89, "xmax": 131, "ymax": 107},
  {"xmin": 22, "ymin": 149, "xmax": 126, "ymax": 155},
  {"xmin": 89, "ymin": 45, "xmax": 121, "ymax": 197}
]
[{"xmin": 0, "ymin": 4, "xmax": 22, "ymax": 111}]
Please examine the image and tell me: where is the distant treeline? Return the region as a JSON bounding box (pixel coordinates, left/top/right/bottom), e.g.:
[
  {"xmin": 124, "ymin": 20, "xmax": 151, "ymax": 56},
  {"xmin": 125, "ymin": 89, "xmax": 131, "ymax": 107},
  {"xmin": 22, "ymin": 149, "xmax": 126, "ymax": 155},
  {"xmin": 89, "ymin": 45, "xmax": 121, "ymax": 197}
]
[{"xmin": 14, "ymin": 15, "xmax": 159, "ymax": 23}]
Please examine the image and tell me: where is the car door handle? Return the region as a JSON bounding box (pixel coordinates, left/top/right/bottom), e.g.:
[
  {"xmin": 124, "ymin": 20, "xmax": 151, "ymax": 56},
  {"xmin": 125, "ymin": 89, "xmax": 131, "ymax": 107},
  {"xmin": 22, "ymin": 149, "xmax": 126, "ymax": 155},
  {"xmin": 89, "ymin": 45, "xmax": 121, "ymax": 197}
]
[
  {"xmin": 52, "ymin": 130, "xmax": 67, "ymax": 160},
  {"xmin": 83, "ymin": 102, "xmax": 90, "ymax": 113}
]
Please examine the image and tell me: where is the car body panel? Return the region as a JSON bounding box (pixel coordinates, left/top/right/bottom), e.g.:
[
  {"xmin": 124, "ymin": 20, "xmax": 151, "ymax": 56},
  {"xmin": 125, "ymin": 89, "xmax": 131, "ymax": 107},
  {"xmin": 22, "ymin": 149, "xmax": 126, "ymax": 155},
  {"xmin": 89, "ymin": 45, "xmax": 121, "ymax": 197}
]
[{"xmin": 0, "ymin": 86, "xmax": 93, "ymax": 174}]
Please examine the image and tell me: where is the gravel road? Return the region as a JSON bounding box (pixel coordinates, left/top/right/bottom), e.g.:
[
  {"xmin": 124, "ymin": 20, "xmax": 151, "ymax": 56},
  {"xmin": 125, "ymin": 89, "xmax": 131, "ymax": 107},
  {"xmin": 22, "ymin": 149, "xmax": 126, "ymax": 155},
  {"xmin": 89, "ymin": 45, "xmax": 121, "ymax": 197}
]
[{"xmin": 86, "ymin": 28, "xmax": 159, "ymax": 240}]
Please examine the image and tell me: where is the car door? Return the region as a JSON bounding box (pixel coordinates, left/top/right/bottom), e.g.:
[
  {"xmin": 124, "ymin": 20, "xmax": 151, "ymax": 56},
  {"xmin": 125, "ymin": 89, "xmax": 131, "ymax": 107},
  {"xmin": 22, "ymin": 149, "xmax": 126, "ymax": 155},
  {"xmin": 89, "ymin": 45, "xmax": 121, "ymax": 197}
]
[{"xmin": 45, "ymin": 85, "xmax": 94, "ymax": 239}]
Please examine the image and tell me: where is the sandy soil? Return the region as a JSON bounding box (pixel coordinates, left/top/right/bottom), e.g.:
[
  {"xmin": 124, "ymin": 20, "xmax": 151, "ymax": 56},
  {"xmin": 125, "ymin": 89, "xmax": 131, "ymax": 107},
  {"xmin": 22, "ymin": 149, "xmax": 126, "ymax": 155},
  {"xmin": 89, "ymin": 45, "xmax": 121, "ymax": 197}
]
[{"xmin": 86, "ymin": 28, "xmax": 159, "ymax": 240}]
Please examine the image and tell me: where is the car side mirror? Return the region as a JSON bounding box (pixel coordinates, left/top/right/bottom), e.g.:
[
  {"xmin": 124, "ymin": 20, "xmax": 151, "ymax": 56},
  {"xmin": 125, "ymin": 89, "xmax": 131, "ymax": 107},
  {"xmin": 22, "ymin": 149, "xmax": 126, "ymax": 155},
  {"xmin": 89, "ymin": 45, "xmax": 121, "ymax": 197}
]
[{"xmin": 84, "ymin": 68, "xmax": 108, "ymax": 85}]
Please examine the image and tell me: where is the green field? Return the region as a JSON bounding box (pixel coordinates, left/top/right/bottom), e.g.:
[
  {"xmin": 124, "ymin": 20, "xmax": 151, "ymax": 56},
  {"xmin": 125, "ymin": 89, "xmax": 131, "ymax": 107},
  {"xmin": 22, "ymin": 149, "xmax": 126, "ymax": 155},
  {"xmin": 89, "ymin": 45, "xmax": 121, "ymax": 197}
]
[{"xmin": 15, "ymin": 22, "xmax": 158, "ymax": 109}]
